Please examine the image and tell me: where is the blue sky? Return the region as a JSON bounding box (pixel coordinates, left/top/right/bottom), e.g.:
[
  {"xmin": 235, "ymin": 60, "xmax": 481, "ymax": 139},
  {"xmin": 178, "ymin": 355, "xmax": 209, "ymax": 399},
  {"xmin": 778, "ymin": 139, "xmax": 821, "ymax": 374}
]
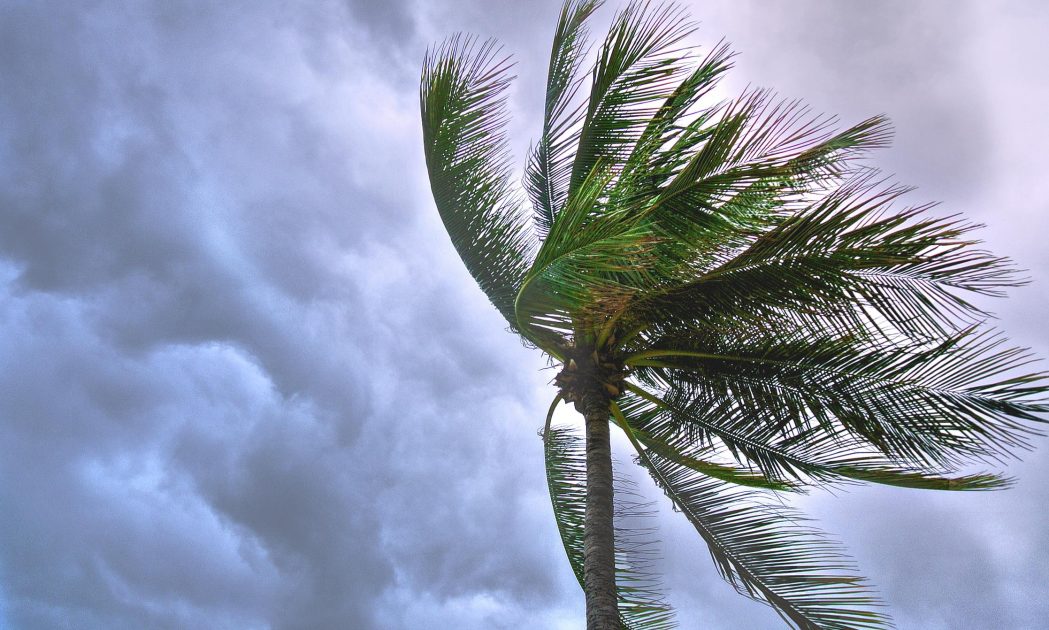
[{"xmin": 1, "ymin": 1, "xmax": 1047, "ymax": 628}]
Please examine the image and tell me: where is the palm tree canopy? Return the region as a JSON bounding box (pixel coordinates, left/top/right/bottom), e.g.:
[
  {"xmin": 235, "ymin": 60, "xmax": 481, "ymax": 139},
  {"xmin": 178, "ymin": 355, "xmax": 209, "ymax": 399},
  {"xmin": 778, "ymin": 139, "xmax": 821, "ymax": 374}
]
[{"xmin": 420, "ymin": 1, "xmax": 1048, "ymax": 628}]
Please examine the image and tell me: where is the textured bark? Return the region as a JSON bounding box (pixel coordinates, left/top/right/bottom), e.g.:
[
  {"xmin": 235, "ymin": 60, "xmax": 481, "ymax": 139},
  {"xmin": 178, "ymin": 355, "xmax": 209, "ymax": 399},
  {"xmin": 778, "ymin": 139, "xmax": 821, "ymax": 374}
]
[{"xmin": 582, "ymin": 395, "xmax": 619, "ymax": 629}]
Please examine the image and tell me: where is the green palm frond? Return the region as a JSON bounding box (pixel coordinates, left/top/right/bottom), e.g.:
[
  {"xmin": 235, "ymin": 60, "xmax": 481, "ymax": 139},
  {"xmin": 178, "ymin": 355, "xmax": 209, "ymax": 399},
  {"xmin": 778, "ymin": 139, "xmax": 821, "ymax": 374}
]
[
  {"xmin": 421, "ymin": 36, "xmax": 534, "ymax": 332},
  {"xmin": 544, "ymin": 414, "xmax": 677, "ymax": 629},
  {"xmin": 625, "ymin": 326, "xmax": 1047, "ymax": 470},
  {"xmin": 627, "ymin": 94, "xmax": 891, "ymax": 270},
  {"xmin": 652, "ymin": 93, "xmax": 879, "ymax": 212},
  {"xmin": 619, "ymin": 41, "xmax": 735, "ymax": 176},
  {"xmin": 623, "ymin": 423, "xmax": 892, "ymax": 629},
  {"xmin": 517, "ymin": 160, "xmax": 666, "ymax": 345},
  {"xmin": 521, "ymin": 94, "xmax": 903, "ymax": 351},
  {"xmin": 618, "ymin": 383, "xmax": 1014, "ymax": 492},
  {"xmin": 527, "ymin": 0, "xmax": 604, "ymax": 238},
  {"xmin": 609, "ymin": 398, "xmax": 799, "ymax": 491},
  {"xmin": 625, "ymin": 171, "xmax": 1022, "ymax": 345},
  {"xmin": 571, "ymin": 1, "xmax": 697, "ymax": 192}
]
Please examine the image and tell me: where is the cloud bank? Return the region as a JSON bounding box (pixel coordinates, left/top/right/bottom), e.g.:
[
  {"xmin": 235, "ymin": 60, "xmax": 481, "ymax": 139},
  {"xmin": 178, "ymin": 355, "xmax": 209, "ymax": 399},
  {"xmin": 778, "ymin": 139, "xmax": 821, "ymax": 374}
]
[{"xmin": 1, "ymin": 1, "xmax": 1046, "ymax": 628}]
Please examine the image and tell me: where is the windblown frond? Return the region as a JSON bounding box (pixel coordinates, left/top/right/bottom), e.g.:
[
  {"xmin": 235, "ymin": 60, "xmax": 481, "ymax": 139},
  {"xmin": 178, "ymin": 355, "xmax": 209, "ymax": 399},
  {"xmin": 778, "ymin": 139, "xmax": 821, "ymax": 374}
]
[
  {"xmin": 613, "ymin": 40, "xmax": 735, "ymax": 198},
  {"xmin": 571, "ymin": 1, "xmax": 697, "ymax": 192},
  {"xmin": 618, "ymin": 383, "xmax": 1015, "ymax": 492},
  {"xmin": 421, "ymin": 36, "xmax": 534, "ymax": 332},
  {"xmin": 610, "ymin": 398, "xmax": 800, "ymax": 491},
  {"xmin": 623, "ymin": 422, "xmax": 892, "ymax": 630},
  {"xmin": 517, "ymin": 79, "xmax": 905, "ymax": 349},
  {"xmin": 527, "ymin": 0, "xmax": 604, "ymax": 238},
  {"xmin": 624, "ymin": 326, "xmax": 1047, "ymax": 471},
  {"xmin": 544, "ymin": 418, "xmax": 677, "ymax": 629},
  {"xmin": 517, "ymin": 161, "xmax": 636, "ymax": 344},
  {"xmin": 619, "ymin": 171, "xmax": 1024, "ymax": 347}
]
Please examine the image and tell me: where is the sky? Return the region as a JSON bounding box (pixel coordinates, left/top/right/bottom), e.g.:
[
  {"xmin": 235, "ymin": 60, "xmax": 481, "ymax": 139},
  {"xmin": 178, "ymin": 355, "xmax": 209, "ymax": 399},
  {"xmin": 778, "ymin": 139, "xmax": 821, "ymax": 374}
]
[{"xmin": 1, "ymin": 1, "xmax": 1047, "ymax": 628}]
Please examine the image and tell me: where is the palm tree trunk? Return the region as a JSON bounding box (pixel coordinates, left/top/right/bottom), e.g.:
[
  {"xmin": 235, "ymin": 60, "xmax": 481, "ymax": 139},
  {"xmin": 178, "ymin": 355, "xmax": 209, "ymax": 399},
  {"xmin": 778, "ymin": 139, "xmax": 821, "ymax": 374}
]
[{"xmin": 583, "ymin": 397, "xmax": 618, "ymax": 629}]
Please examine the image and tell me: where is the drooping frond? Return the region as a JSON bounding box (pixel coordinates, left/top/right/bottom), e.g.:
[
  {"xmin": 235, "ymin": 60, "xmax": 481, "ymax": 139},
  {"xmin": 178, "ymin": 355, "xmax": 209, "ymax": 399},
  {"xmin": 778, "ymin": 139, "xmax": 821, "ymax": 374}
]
[
  {"xmin": 544, "ymin": 417, "xmax": 677, "ymax": 629},
  {"xmin": 527, "ymin": 0, "xmax": 604, "ymax": 238},
  {"xmin": 421, "ymin": 36, "xmax": 534, "ymax": 332},
  {"xmin": 543, "ymin": 422, "xmax": 587, "ymax": 586},
  {"xmin": 615, "ymin": 468, "xmax": 677, "ymax": 629},
  {"xmin": 625, "ymin": 428, "xmax": 892, "ymax": 630}
]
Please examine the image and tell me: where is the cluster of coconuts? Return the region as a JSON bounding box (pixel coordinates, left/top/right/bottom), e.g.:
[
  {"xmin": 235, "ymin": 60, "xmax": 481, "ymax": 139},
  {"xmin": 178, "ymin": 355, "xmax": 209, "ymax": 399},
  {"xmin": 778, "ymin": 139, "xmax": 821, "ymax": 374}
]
[{"xmin": 554, "ymin": 348, "xmax": 628, "ymax": 411}]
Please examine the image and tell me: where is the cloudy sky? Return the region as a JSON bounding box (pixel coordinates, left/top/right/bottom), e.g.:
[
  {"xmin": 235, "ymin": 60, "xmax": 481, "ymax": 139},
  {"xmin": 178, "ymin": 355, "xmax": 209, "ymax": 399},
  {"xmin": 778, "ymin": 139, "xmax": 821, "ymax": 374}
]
[{"xmin": 1, "ymin": 1, "xmax": 1047, "ymax": 628}]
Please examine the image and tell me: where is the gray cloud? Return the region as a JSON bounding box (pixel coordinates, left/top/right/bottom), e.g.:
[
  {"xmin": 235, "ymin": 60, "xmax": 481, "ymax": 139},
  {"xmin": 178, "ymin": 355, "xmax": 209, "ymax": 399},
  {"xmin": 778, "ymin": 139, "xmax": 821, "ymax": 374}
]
[
  {"xmin": 0, "ymin": 0, "xmax": 562, "ymax": 627},
  {"xmin": 1, "ymin": 1, "xmax": 1047, "ymax": 629},
  {"xmin": 683, "ymin": 1, "xmax": 992, "ymax": 201}
]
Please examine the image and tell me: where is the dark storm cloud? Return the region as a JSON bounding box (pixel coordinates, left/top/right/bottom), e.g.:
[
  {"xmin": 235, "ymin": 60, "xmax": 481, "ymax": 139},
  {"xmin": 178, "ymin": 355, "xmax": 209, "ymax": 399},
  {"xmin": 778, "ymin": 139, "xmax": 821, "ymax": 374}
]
[
  {"xmin": 0, "ymin": 0, "xmax": 571, "ymax": 628},
  {"xmin": 344, "ymin": 0, "xmax": 415, "ymax": 45},
  {"xmin": 2, "ymin": 1, "xmax": 1047, "ymax": 629}
]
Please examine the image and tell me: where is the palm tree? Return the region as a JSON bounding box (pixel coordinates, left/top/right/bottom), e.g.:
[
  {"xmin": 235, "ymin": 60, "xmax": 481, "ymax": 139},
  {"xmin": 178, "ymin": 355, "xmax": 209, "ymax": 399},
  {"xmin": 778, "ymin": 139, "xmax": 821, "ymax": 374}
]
[{"xmin": 419, "ymin": 1, "xmax": 1047, "ymax": 628}]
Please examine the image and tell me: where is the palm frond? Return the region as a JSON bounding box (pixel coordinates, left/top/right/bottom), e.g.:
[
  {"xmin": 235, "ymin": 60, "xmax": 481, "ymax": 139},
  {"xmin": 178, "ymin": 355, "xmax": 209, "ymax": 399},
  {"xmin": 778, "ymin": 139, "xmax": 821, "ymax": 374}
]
[
  {"xmin": 421, "ymin": 36, "xmax": 534, "ymax": 332},
  {"xmin": 571, "ymin": 1, "xmax": 697, "ymax": 191},
  {"xmin": 516, "ymin": 161, "xmax": 666, "ymax": 344},
  {"xmin": 642, "ymin": 454, "xmax": 891, "ymax": 629},
  {"xmin": 619, "ymin": 383, "xmax": 1014, "ymax": 492},
  {"xmin": 544, "ymin": 415, "xmax": 677, "ymax": 629},
  {"xmin": 617, "ymin": 170, "xmax": 1025, "ymax": 348},
  {"xmin": 527, "ymin": 0, "xmax": 604, "ymax": 238},
  {"xmin": 635, "ymin": 99, "xmax": 890, "ymax": 291},
  {"xmin": 625, "ymin": 325, "xmax": 1048, "ymax": 471},
  {"xmin": 611, "ymin": 40, "xmax": 735, "ymax": 200},
  {"xmin": 610, "ymin": 400, "xmax": 800, "ymax": 491},
  {"xmin": 653, "ymin": 92, "xmax": 891, "ymax": 213},
  {"xmin": 614, "ymin": 403, "xmax": 892, "ymax": 630}
]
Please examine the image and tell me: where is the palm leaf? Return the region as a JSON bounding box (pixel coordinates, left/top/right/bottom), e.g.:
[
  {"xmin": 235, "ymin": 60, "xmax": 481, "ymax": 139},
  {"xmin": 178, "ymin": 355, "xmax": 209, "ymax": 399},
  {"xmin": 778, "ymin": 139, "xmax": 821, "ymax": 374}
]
[
  {"xmin": 625, "ymin": 326, "xmax": 1048, "ymax": 470},
  {"xmin": 609, "ymin": 400, "xmax": 800, "ymax": 491},
  {"xmin": 516, "ymin": 161, "xmax": 666, "ymax": 345},
  {"xmin": 614, "ymin": 402, "xmax": 891, "ymax": 630},
  {"xmin": 570, "ymin": 1, "xmax": 697, "ymax": 192},
  {"xmin": 640, "ymin": 452, "xmax": 890, "ymax": 629},
  {"xmin": 421, "ymin": 36, "xmax": 534, "ymax": 332},
  {"xmin": 543, "ymin": 403, "xmax": 677, "ymax": 629},
  {"xmin": 619, "ymin": 383, "xmax": 1014, "ymax": 492},
  {"xmin": 527, "ymin": 0, "xmax": 604, "ymax": 238},
  {"xmin": 618, "ymin": 40, "xmax": 735, "ymax": 185},
  {"xmin": 613, "ymin": 169, "xmax": 1025, "ymax": 357}
]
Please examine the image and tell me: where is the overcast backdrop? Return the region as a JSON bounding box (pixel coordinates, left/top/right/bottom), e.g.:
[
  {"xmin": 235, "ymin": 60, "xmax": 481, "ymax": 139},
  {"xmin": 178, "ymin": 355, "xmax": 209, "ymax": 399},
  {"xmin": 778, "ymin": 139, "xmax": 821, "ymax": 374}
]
[{"xmin": 1, "ymin": 1, "xmax": 1047, "ymax": 628}]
